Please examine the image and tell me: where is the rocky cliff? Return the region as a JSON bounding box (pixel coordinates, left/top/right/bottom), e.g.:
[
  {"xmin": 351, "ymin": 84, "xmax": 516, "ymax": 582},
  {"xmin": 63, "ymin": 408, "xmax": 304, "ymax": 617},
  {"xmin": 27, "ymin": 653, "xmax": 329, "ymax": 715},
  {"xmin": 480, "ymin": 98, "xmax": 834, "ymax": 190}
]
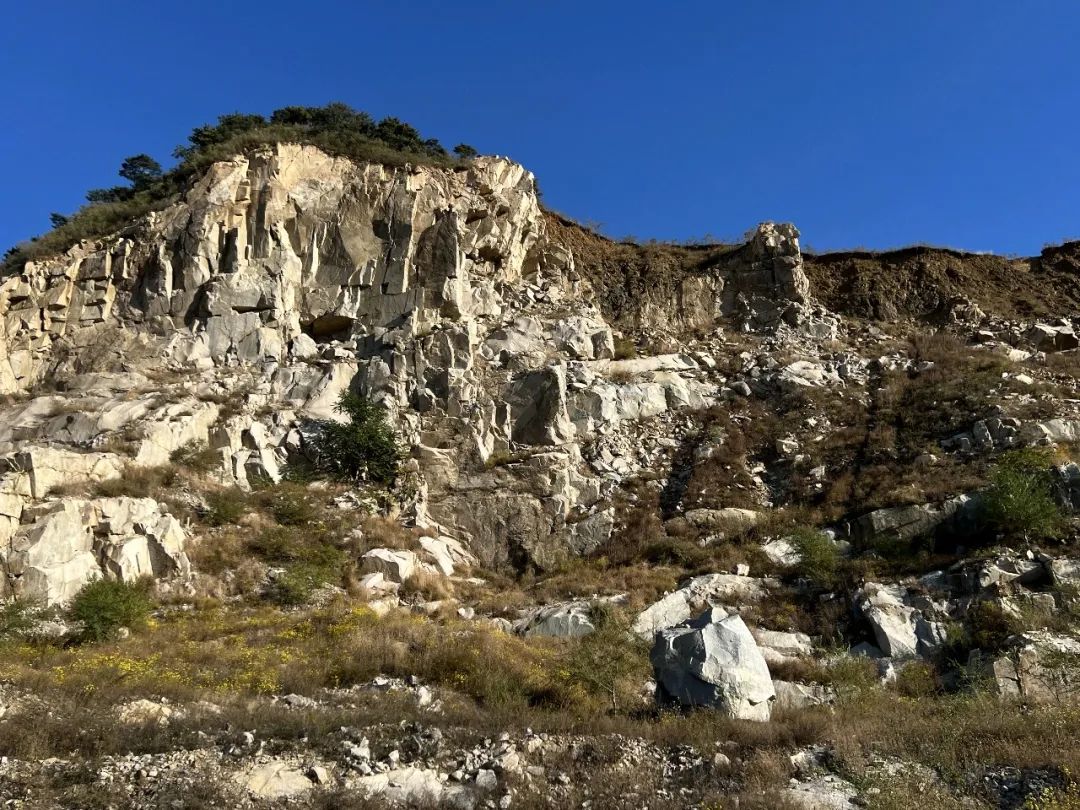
[
  {"xmin": 4, "ymin": 142, "xmax": 1080, "ymax": 809},
  {"xmin": 0, "ymin": 143, "xmax": 819, "ymax": 595}
]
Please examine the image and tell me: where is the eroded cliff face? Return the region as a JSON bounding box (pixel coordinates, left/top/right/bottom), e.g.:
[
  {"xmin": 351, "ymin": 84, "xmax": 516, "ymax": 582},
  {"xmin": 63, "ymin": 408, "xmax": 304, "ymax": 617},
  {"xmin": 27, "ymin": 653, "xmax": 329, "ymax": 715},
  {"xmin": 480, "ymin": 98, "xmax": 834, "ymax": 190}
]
[{"xmin": 0, "ymin": 144, "xmax": 815, "ymax": 599}]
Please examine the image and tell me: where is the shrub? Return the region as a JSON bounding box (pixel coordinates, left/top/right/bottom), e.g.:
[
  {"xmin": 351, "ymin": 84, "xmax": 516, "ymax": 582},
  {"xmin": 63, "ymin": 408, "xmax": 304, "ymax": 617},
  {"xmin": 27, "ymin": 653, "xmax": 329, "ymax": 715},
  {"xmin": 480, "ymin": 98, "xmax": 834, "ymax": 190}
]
[
  {"xmin": 892, "ymin": 661, "xmax": 939, "ymax": 697},
  {"xmin": 790, "ymin": 527, "xmax": 840, "ymax": 589},
  {"xmin": 613, "ymin": 336, "xmax": 638, "ymax": 360},
  {"xmin": 966, "ymin": 599, "xmax": 1020, "ymax": 653},
  {"xmin": 981, "ymin": 449, "xmax": 1065, "ymax": 541},
  {"xmin": 0, "ymin": 599, "xmax": 51, "ymax": 639},
  {"xmin": 563, "ymin": 603, "xmax": 650, "ymax": 712},
  {"xmin": 68, "ymin": 579, "xmax": 153, "ymax": 642},
  {"xmin": 3, "ymin": 103, "xmax": 463, "ymax": 276},
  {"xmin": 171, "ymin": 441, "xmax": 222, "ymax": 473},
  {"xmin": 308, "ymin": 392, "xmax": 402, "ymax": 485},
  {"xmin": 248, "ymin": 526, "xmax": 344, "ymax": 569},
  {"xmin": 453, "ymin": 143, "xmax": 478, "ymax": 159},
  {"xmin": 202, "ymin": 488, "xmax": 249, "ymax": 526},
  {"xmin": 262, "ymin": 486, "xmax": 318, "ymax": 526},
  {"xmin": 267, "ymin": 564, "xmax": 334, "ymax": 606}
]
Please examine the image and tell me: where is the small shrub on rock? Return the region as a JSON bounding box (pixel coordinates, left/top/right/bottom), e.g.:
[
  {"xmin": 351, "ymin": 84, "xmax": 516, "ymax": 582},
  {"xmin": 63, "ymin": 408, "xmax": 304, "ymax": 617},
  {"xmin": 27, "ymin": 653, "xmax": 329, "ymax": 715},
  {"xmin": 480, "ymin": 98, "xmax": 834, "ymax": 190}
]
[
  {"xmin": 202, "ymin": 487, "xmax": 250, "ymax": 526},
  {"xmin": 68, "ymin": 579, "xmax": 153, "ymax": 642}
]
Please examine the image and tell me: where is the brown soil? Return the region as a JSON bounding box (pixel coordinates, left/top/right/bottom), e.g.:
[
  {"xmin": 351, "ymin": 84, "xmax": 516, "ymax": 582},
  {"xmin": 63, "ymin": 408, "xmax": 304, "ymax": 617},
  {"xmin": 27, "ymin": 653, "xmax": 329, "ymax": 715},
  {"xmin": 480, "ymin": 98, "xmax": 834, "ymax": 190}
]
[
  {"xmin": 543, "ymin": 213, "xmax": 740, "ymax": 329},
  {"xmin": 805, "ymin": 242, "xmax": 1080, "ymax": 322},
  {"xmin": 546, "ymin": 210, "xmax": 1080, "ymax": 324}
]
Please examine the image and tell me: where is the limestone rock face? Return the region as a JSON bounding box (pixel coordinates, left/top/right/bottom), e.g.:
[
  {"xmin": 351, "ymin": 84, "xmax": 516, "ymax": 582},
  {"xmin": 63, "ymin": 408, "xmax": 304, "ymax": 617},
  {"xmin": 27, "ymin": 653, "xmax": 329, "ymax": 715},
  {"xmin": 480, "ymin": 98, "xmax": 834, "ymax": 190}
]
[
  {"xmin": 1, "ymin": 496, "xmax": 189, "ymax": 605},
  {"xmin": 971, "ymin": 631, "xmax": 1080, "ymax": 703},
  {"xmin": 0, "ymin": 144, "xmax": 816, "ymax": 576},
  {"xmin": 517, "ymin": 600, "xmax": 597, "ymax": 638},
  {"xmin": 632, "ymin": 574, "xmax": 772, "ymax": 640},
  {"xmin": 651, "ymin": 607, "xmax": 775, "ymax": 721}
]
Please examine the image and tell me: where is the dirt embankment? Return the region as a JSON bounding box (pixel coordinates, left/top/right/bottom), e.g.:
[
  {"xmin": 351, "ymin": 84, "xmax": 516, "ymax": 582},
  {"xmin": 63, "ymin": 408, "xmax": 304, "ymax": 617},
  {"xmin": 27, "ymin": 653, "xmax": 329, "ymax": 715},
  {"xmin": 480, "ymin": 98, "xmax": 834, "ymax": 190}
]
[
  {"xmin": 547, "ymin": 210, "xmax": 1080, "ymax": 324},
  {"xmin": 804, "ymin": 242, "xmax": 1080, "ymax": 322}
]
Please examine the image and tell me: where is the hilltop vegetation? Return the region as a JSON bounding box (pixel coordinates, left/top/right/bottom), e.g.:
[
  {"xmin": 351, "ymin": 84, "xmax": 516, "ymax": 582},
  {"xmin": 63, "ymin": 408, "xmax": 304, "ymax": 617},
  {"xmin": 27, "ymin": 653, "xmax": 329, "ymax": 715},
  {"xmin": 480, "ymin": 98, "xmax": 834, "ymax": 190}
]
[{"xmin": 1, "ymin": 102, "xmax": 477, "ymax": 275}]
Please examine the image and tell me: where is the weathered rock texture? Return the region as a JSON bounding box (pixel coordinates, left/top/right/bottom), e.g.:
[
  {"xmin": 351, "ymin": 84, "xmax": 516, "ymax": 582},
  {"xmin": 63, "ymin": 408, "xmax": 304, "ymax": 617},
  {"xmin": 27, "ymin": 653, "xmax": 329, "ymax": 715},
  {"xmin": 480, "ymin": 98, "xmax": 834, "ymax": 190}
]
[{"xmin": 0, "ymin": 144, "xmax": 817, "ymax": 598}]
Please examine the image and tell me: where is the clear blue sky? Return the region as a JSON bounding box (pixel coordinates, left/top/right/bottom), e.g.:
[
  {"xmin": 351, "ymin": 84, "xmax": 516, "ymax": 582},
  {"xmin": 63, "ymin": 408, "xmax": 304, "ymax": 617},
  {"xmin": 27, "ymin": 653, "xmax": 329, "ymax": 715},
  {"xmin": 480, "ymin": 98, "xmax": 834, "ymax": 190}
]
[{"xmin": 3, "ymin": 1, "xmax": 1079, "ymax": 255}]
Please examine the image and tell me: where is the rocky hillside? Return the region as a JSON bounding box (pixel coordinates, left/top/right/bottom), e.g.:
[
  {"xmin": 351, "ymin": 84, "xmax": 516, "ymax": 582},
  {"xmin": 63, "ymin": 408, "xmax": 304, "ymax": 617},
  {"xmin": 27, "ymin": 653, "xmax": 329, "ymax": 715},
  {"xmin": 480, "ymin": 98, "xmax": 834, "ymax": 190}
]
[{"xmin": 1, "ymin": 142, "xmax": 1080, "ymax": 809}]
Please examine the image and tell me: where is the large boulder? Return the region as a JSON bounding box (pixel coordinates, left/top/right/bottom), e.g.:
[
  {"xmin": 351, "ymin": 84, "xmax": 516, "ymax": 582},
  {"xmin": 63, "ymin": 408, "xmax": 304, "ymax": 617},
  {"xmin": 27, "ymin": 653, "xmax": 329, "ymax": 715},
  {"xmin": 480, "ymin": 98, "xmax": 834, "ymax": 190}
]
[
  {"xmin": 847, "ymin": 496, "xmax": 976, "ymax": 546},
  {"xmin": 854, "ymin": 583, "xmax": 946, "ymax": 660},
  {"xmin": 507, "ymin": 365, "xmax": 576, "ymax": 446},
  {"xmin": 361, "ymin": 549, "xmax": 419, "ymax": 584},
  {"xmin": 238, "ymin": 761, "xmax": 314, "ymax": 799},
  {"xmin": 518, "ymin": 600, "xmax": 597, "ymax": 638},
  {"xmin": 1025, "ymin": 323, "xmax": 1079, "ymax": 353},
  {"xmin": 651, "ymin": 607, "xmax": 775, "ymax": 721},
  {"xmin": 752, "ymin": 628, "xmax": 813, "ymax": 667},
  {"xmin": 1, "ymin": 496, "xmax": 190, "ymax": 605},
  {"xmin": 352, "ymin": 767, "xmax": 474, "ymax": 809},
  {"xmin": 418, "ymin": 536, "xmax": 476, "ymax": 577}
]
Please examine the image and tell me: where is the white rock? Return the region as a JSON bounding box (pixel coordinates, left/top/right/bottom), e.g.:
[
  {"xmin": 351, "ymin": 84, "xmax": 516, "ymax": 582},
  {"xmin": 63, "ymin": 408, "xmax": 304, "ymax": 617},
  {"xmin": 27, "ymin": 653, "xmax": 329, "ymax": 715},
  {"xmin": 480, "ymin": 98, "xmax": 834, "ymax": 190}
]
[{"xmin": 651, "ymin": 607, "xmax": 775, "ymax": 721}]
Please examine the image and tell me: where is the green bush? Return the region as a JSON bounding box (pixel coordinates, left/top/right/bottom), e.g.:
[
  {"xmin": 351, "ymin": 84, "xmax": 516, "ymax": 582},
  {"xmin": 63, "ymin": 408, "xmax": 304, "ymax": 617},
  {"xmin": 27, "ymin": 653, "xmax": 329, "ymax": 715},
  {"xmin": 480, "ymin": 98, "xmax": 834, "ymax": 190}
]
[
  {"xmin": 267, "ymin": 564, "xmax": 335, "ymax": 606},
  {"xmin": 790, "ymin": 527, "xmax": 841, "ymax": 588},
  {"xmin": 564, "ymin": 604, "xmax": 650, "ymax": 711},
  {"xmin": 202, "ymin": 488, "xmax": 249, "ymax": 526},
  {"xmin": 3, "ymin": 103, "xmax": 462, "ymax": 275},
  {"xmin": 248, "ymin": 526, "xmax": 344, "ymax": 569},
  {"xmin": 965, "ymin": 599, "xmax": 1020, "ymax": 653},
  {"xmin": 262, "ymin": 486, "xmax": 318, "ymax": 526},
  {"xmin": 981, "ymin": 449, "xmax": 1065, "ymax": 541},
  {"xmin": 308, "ymin": 392, "xmax": 402, "ymax": 485},
  {"xmin": 613, "ymin": 336, "xmax": 638, "ymax": 360},
  {"xmin": 0, "ymin": 599, "xmax": 52, "ymax": 639},
  {"xmin": 68, "ymin": 579, "xmax": 153, "ymax": 642}
]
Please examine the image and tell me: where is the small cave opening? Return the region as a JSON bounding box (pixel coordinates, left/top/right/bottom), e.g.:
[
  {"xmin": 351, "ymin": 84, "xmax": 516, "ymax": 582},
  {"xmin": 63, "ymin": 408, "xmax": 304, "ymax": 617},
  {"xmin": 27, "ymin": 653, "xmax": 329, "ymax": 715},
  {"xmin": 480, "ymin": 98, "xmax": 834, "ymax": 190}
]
[{"xmin": 303, "ymin": 314, "xmax": 355, "ymax": 342}]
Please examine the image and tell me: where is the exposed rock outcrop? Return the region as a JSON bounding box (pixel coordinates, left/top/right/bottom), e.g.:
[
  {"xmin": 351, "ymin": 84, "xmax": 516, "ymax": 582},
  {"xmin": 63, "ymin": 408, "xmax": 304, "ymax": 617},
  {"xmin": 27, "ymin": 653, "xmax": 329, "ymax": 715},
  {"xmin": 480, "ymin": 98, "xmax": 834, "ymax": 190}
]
[{"xmin": 651, "ymin": 607, "xmax": 775, "ymax": 721}]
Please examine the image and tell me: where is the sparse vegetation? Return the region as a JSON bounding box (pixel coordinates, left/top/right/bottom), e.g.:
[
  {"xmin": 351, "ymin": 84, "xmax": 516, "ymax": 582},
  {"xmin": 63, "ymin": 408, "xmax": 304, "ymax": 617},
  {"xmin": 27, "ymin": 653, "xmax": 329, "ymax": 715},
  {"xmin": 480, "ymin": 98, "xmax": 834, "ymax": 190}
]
[
  {"xmin": 563, "ymin": 603, "xmax": 650, "ymax": 711},
  {"xmin": 202, "ymin": 487, "xmax": 250, "ymax": 526},
  {"xmin": 789, "ymin": 527, "xmax": 840, "ymax": 589},
  {"xmin": 3, "ymin": 102, "xmax": 468, "ymax": 275}
]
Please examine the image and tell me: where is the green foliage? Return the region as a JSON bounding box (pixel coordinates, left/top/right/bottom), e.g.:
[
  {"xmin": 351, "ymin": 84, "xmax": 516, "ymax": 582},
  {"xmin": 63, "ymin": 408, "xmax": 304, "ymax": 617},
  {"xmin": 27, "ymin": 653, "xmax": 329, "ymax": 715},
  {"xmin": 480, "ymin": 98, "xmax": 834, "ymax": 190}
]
[
  {"xmin": 966, "ymin": 599, "xmax": 1020, "ymax": 652},
  {"xmin": 453, "ymin": 143, "xmax": 479, "ymax": 159},
  {"xmin": 266, "ymin": 563, "xmax": 335, "ymax": 606},
  {"xmin": 202, "ymin": 488, "xmax": 250, "ymax": 526},
  {"xmin": 613, "ymin": 336, "xmax": 638, "ymax": 360},
  {"xmin": 3, "ymin": 103, "xmax": 462, "ymax": 276},
  {"xmin": 248, "ymin": 525, "xmax": 344, "ymax": 569},
  {"xmin": 118, "ymin": 154, "xmax": 163, "ymax": 190},
  {"xmin": 790, "ymin": 527, "xmax": 840, "ymax": 588},
  {"xmin": 170, "ymin": 441, "xmax": 222, "ymax": 473},
  {"xmin": 0, "ymin": 599, "xmax": 51, "ymax": 639},
  {"xmin": 308, "ymin": 392, "xmax": 401, "ymax": 485},
  {"xmin": 892, "ymin": 661, "xmax": 939, "ymax": 697},
  {"xmin": 563, "ymin": 603, "xmax": 650, "ymax": 711},
  {"xmin": 68, "ymin": 579, "xmax": 153, "ymax": 642},
  {"xmin": 981, "ymin": 449, "xmax": 1065, "ymax": 541},
  {"xmin": 48, "ymin": 213, "xmax": 68, "ymax": 228},
  {"xmin": 264, "ymin": 488, "xmax": 318, "ymax": 526}
]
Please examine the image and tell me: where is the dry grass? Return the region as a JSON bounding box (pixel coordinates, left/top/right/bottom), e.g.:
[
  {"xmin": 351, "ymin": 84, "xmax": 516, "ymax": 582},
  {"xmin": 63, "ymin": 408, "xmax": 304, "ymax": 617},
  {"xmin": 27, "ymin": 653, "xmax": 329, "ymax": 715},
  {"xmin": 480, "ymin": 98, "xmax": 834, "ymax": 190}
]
[{"xmin": 0, "ymin": 591, "xmax": 1076, "ymax": 809}]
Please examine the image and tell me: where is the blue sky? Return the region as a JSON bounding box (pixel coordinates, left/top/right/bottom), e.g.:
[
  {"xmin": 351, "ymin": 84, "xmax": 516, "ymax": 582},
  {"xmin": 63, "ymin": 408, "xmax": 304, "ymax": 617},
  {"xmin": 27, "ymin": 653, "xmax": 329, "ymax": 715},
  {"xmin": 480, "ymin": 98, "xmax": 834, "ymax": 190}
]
[{"xmin": 2, "ymin": 1, "xmax": 1079, "ymax": 255}]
